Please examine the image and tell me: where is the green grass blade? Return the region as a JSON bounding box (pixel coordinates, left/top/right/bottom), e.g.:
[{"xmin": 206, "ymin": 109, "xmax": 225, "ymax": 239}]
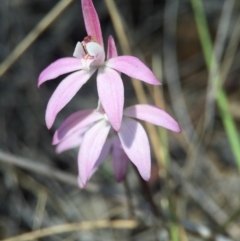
[{"xmin": 191, "ymin": 0, "xmax": 240, "ymax": 171}]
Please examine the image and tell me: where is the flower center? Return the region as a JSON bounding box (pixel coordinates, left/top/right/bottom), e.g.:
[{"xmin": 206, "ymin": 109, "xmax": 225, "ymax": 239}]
[
  {"xmin": 81, "ymin": 36, "xmax": 97, "ymax": 60},
  {"xmin": 76, "ymin": 36, "xmax": 105, "ymax": 70},
  {"xmin": 103, "ymin": 113, "xmax": 109, "ymax": 122}
]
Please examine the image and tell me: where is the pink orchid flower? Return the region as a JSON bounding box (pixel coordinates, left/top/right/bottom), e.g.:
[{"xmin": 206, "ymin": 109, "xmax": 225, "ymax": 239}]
[
  {"xmin": 38, "ymin": 0, "xmax": 160, "ymax": 131},
  {"xmin": 52, "ymin": 104, "xmax": 181, "ymax": 188}
]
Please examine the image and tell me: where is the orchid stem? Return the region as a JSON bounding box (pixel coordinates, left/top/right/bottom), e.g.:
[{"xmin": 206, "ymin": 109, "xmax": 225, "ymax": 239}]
[
  {"xmin": 133, "ymin": 165, "xmax": 160, "ymax": 218},
  {"xmin": 123, "ymin": 177, "xmax": 135, "ymax": 218}
]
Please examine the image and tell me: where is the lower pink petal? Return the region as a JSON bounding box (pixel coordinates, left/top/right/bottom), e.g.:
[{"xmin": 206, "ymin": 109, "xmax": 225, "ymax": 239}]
[
  {"xmin": 90, "ymin": 138, "xmax": 112, "ymax": 177},
  {"xmin": 78, "ymin": 177, "xmax": 85, "ymax": 189},
  {"xmin": 124, "ymin": 104, "xmax": 181, "ymax": 132},
  {"xmin": 112, "ymin": 137, "xmax": 128, "ymax": 182},
  {"xmin": 38, "ymin": 58, "xmax": 81, "ymax": 87},
  {"xmin": 105, "ymin": 56, "xmax": 160, "ymax": 85},
  {"xmin": 45, "ymin": 69, "xmax": 96, "ymax": 129},
  {"xmin": 118, "ymin": 117, "xmax": 151, "ymax": 181},
  {"xmin": 78, "ymin": 120, "xmax": 110, "ymax": 187},
  {"xmin": 97, "ymin": 67, "xmax": 124, "ymax": 131},
  {"xmin": 56, "ymin": 129, "xmax": 85, "ymax": 154}
]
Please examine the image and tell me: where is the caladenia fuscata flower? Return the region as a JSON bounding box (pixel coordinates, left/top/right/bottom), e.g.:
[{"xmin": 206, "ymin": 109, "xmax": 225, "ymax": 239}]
[
  {"xmin": 37, "ymin": 0, "xmax": 181, "ymax": 187},
  {"xmin": 38, "ymin": 0, "xmax": 160, "ymax": 131},
  {"xmin": 52, "ymin": 103, "xmax": 181, "ymax": 188}
]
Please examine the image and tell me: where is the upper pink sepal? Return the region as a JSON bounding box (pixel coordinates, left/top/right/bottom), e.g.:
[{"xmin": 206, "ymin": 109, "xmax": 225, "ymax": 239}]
[
  {"xmin": 52, "ymin": 109, "xmax": 103, "ymax": 145},
  {"xmin": 107, "ymin": 36, "xmax": 118, "ymax": 59},
  {"xmin": 97, "ymin": 67, "xmax": 124, "ymax": 131},
  {"xmin": 45, "ymin": 69, "xmax": 96, "ymax": 129},
  {"xmin": 118, "ymin": 117, "xmax": 151, "ymax": 181},
  {"xmin": 112, "ymin": 137, "xmax": 128, "ymax": 182},
  {"xmin": 38, "ymin": 58, "xmax": 81, "ymax": 87},
  {"xmin": 78, "ymin": 120, "xmax": 110, "ymax": 187},
  {"xmin": 73, "ymin": 42, "xmax": 85, "ymax": 59},
  {"xmin": 81, "ymin": 0, "xmax": 103, "ymax": 46},
  {"xmin": 124, "ymin": 104, "xmax": 181, "ymax": 133},
  {"xmin": 105, "ymin": 56, "xmax": 161, "ymax": 85}
]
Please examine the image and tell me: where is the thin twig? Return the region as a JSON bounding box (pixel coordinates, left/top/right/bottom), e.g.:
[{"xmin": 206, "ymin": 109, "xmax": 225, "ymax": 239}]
[
  {"xmin": 1, "ymin": 219, "xmax": 138, "ymax": 241},
  {"xmin": 170, "ymin": 162, "xmax": 235, "ymax": 240},
  {"xmin": 221, "ymin": 12, "xmax": 240, "ymax": 82},
  {"xmin": 32, "ymin": 191, "xmax": 47, "ymax": 230},
  {"xmin": 0, "ymin": 150, "xmax": 77, "ymax": 185},
  {"xmin": 0, "ymin": 150, "xmax": 98, "ymax": 192}
]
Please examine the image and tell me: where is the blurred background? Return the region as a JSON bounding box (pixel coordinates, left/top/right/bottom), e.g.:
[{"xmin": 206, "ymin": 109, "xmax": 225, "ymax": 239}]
[{"xmin": 0, "ymin": 0, "xmax": 240, "ymax": 240}]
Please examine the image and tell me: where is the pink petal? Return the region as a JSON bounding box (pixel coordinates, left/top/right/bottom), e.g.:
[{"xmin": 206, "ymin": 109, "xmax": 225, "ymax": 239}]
[
  {"xmin": 124, "ymin": 105, "xmax": 181, "ymax": 133},
  {"xmin": 105, "ymin": 56, "xmax": 161, "ymax": 85},
  {"xmin": 112, "ymin": 137, "xmax": 128, "ymax": 182},
  {"xmin": 81, "ymin": 58, "xmax": 95, "ymax": 71},
  {"xmin": 81, "ymin": 0, "xmax": 103, "ymax": 46},
  {"xmin": 46, "ymin": 69, "xmax": 96, "ymax": 129},
  {"xmin": 96, "ymin": 100, "xmax": 105, "ymax": 114},
  {"xmin": 73, "ymin": 42, "xmax": 85, "ymax": 59},
  {"xmin": 107, "ymin": 36, "xmax": 118, "ymax": 59},
  {"xmin": 118, "ymin": 117, "xmax": 151, "ymax": 181},
  {"xmin": 78, "ymin": 120, "xmax": 110, "ymax": 187},
  {"xmin": 90, "ymin": 138, "xmax": 112, "ymax": 177},
  {"xmin": 38, "ymin": 58, "xmax": 81, "ymax": 87},
  {"xmin": 97, "ymin": 67, "xmax": 124, "ymax": 131},
  {"xmin": 52, "ymin": 110, "xmax": 103, "ymax": 145},
  {"xmin": 56, "ymin": 129, "xmax": 85, "ymax": 154},
  {"xmin": 78, "ymin": 177, "xmax": 85, "ymax": 189}
]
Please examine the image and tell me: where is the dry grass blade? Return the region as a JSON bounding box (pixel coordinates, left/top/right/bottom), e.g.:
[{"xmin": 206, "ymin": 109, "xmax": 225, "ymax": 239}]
[
  {"xmin": 0, "ymin": 0, "xmax": 74, "ymax": 78},
  {"xmin": 0, "ymin": 150, "xmax": 77, "ymax": 185},
  {"xmin": 221, "ymin": 12, "xmax": 240, "ymax": 82},
  {"xmin": 104, "ymin": 0, "xmax": 163, "ymax": 167},
  {"xmin": 1, "ymin": 220, "xmax": 138, "ymax": 241},
  {"xmin": 0, "ymin": 150, "xmax": 99, "ymax": 192},
  {"xmin": 163, "ymin": 0, "xmax": 196, "ymax": 143},
  {"xmin": 204, "ymin": 0, "xmax": 235, "ymax": 132}
]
